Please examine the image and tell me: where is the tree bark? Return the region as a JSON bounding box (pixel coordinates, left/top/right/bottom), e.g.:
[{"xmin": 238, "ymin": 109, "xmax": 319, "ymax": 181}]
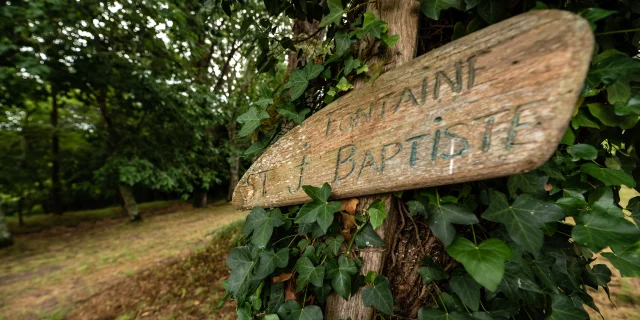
[
  {"xmin": 118, "ymin": 184, "xmax": 141, "ymax": 222},
  {"xmin": 50, "ymin": 90, "xmax": 63, "ymax": 215},
  {"xmin": 0, "ymin": 200, "xmax": 13, "ymax": 248},
  {"xmin": 325, "ymin": 0, "xmax": 438, "ymax": 318},
  {"xmin": 193, "ymin": 187, "xmax": 208, "ymax": 208}
]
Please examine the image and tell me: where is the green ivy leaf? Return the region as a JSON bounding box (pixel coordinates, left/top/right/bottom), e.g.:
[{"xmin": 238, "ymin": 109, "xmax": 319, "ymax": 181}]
[
  {"xmin": 295, "ymin": 257, "xmax": 325, "ymax": 292},
  {"xmin": 354, "ymin": 12, "xmax": 387, "ymax": 38},
  {"xmin": 325, "ymin": 235, "xmax": 345, "ymax": 257},
  {"xmin": 419, "ymin": 0, "xmax": 462, "ymax": 20},
  {"xmin": 587, "ymin": 55, "xmax": 640, "ymax": 87},
  {"xmin": 226, "ymin": 246, "xmax": 257, "ymax": 301},
  {"xmin": 449, "ymin": 272, "xmax": 481, "ymax": 311},
  {"xmin": 588, "ymin": 103, "xmax": 639, "ymax": 129},
  {"xmin": 446, "ymin": 237, "xmax": 512, "ymax": 291},
  {"xmin": 615, "ymin": 93, "xmax": 640, "ymax": 116},
  {"xmin": 327, "ymin": 255, "xmax": 358, "ymax": 300},
  {"xmin": 418, "ymin": 307, "xmax": 468, "ymax": 320},
  {"xmin": 369, "ymin": 199, "xmax": 387, "ymax": 230},
  {"xmin": 277, "ymin": 300, "xmax": 323, "ymax": 320},
  {"xmin": 284, "ymin": 62, "xmax": 325, "ymax": 101},
  {"xmin": 567, "ymin": 144, "xmax": 598, "ymax": 161},
  {"xmin": 590, "ymin": 187, "xmax": 624, "ymax": 217},
  {"xmin": 477, "ymin": 0, "xmax": 506, "ymax": 24},
  {"xmin": 572, "ymin": 210, "xmax": 640, "ymax": 252},
  {"xmin": 407, "ymin": 200, "xmax": 427, "ymax": 216},
  {"xmin": 237, "ymin": 107, "xmax": 270, "ymax": 137},
  {"xmin": 318, "ymin": 0, "xmax": 344, "ymax": 28},
  {"xmin": 546, "ymin": 294, "xmax": 589, "ymax": 320},
  {"xmin": 254, "ymin": 97, "xmax": 274, "ymax": 108},
  {"xmin": 606, "ymin": 80, "xmax": 631, "ymax": 104},
  {"xmin": 417, "ymin": 256, "xmax": 448, "ymax": 284},
  {"xmin": 355, "ymin": 222, "xmax": 385, "ymax": 248},
  {"xmin": 589, "ymin": 264, "xmax": 612, "ymax": 298},
  {"xmin": 507, "ymin": 171, "xmax": 548, "ymax": 198},
  {"xmin": 295, "ymin": 184, "xmax": 341, "ymax": 233},
  {"xmin": 277, "ymin": 104, "xmax": 310, "ymax": 125},
  {"xmin": 580, "ymin": 163, "xmax": 636, "ymax": 188},
  {"xmin": 343, "ymin": 56, "xmax": 361, "ymax": 75},
  {"xmin": 427, "ymin": 202, "xmax": 479, "ymax": 247},
  {"xmin": 335, "ymin": 77, "xmax": 353, "ymax": 92},
  {"xmin": 237, "ymin": 302, "xmax": 252, "ymax": 320},
  {"xmin": 264, "ymin": 314, "xmax": 279, "ymax": 320},
  {"xmin": 255, "ymin": 248, "xmax": 289, "ymax": 279},
  {"xmin": 243, "ymin": 208, "xmax": 285, "ymax": 248},
  {"xmin": 571, "ymin": 109, "xmax": 600, "ymax": 129},
  {"xmin": 380, "ymin": 33, "xmax": 400, "ymax": 46},
  {"xmin": 602, "ymin": 242, "xmax": 640, "ymax": 277},
  {"xmin": 580, "ymin": 8, "xmax": 616, "ymax": 29},
  {"xmin": 464, "ymin": 0, "xmax": 480, "ymax": 10},
  {"xmin": 529, "ymin": 255, "xmax": 559, "ymax": 294},
  {"xmin": 334, "ymin": 31, "xmax": 353, "ymax": 57},
  {"xmin": 483, "ymin": 192, "xmax": 564, "ymax": 255},
  {"xmin": 362, "ymin": 276, "xmax": 394, "ymax": 315}
]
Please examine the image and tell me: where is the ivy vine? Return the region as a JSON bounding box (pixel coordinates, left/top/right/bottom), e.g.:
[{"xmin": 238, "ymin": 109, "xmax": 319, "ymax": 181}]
[{"xmin": 222, "ymin": 0, "xmax": 640, "ymax": 319}]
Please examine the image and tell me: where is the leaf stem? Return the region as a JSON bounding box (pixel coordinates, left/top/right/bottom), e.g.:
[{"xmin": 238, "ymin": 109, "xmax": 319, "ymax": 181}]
[
  {"xmin": 346, "ymin": 220, "xmax": 367, "ymax": 255},
  {"xmin": 274, "ymin": 234, "xmax": 298, "ymax": 246},
  {"xmin": 471, "ymin": 225, "xmax": 478, "ymax": 247},
  {"xmin": 595, "ymin": 28, "xmax": 640, "ymax": 36}
]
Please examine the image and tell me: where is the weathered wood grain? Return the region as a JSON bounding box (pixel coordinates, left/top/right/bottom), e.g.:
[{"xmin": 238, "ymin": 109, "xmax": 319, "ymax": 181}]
[{"xmin": 233, "ymin": 10, "xmax": 594, "ymax": 210}]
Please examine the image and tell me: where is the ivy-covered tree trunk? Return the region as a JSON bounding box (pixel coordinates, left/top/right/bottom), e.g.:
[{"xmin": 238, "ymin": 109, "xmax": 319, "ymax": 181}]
[
  {"xmin": 0, "ymin": 201, "xmax": 13, "ymax": 249},
  {"xmin": 325, "ymin": 0, "xmax": 436, "ymax": 318},
  {"xmin": 50, "ymin": 90, "xmax": 63, "ymax": 215},
  {"xmin": 118, "ymin": 184, "xmax": 141, "ymax": 221}
]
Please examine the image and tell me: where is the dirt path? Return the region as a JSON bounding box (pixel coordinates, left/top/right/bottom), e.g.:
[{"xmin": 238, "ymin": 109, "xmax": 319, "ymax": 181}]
[{"xmin": 0, "ymin": 202, "xmax": 246, "ymax": 319}]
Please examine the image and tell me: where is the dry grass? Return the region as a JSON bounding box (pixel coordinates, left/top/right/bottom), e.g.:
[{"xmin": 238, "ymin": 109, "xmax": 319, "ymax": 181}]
[{"xmin": 0, "ymin": 200, "xmax": 247, "ymax": 319}]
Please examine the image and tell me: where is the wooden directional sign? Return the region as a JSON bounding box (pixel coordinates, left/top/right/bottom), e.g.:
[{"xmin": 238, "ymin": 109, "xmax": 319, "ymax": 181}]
[{"xmin": 233, "ymin": 10, "xmax": 594, "ymax": 210}]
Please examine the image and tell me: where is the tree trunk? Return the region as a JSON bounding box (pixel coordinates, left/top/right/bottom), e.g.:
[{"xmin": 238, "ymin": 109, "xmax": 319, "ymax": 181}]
[
  {"xmin": 118, "ymin": 184, "xmax": 141, "ymax": 221},
  {"xmin": 193, "ymin": 187, "xmax": 208, "ymax": 208},
  {"xmin": 17, "ymin": 197, "xmax": 24, "ymax": 227},
  {"xmin": 228, "ymin": 155, "xmax": 240, "ymax": 202},
  {"xmin": 325, "ymin": 0, "xmax": 439, "ymax": 318},
  {"xmin": 50, "ymin": 91, "xmax": 63, "ymax": 215},
  {"xmin": 0, "ymin": 200, "xmax": 13, "ymax": 249}
]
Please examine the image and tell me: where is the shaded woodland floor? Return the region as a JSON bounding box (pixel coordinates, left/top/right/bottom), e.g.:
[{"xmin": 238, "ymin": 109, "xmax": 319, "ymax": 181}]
[
  {"xmin": 1, "ymin": 190, "xmax": 640, "ymax": 319},
  {"xmin": 0, "ymin": 201, "xmax": 246, "ymax": 320}
]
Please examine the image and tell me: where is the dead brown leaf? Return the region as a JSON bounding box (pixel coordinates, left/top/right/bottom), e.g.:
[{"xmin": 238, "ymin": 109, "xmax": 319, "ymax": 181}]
[
  {"xmin": 341, "ymin": 198, "xmax": 359, "ymax": 215},
  {"xmin": 341, "ymin": 212, "xmax": 356, "ymax": 230},
  {"xmin": 340, "ymin": 230, "xmax": 352, "ymax": 241},
  {"xmin": 285, "ymin": 278, "xmax": 297, "ymax": 301},
  {"xmin": 273, "ymin": 272, "xmax": 293, "ymax": 283}
]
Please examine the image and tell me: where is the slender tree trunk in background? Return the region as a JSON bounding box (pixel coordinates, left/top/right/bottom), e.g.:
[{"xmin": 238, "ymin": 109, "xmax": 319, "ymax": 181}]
[
  {"xmin": 17, "ymin": 197, "xmax": 24, "ymax": 227},
  {"xmin": 228, "ymin": 154, "xmax": 240, "ymax": 202},
  {"xmin": 50, "ymin": 91, "xmax": 63, "ymax": 215},
  {"xmin": 0, "ymin": 201, "xmax": 13, "ymax": 248},
  {"xmin": 98, "ymin": 89, "xmax": 142, "ymax": 220},
  {"xmin": 118, "ymin": 184, "xmax": 141, "ymax": 221},
  {"xmin": 326, "ymin": 1, "xmax": 440, "ymax": 318},
  {"xmin": 192, "ymin": 186, "xmax": 208, "ymax": 208}
]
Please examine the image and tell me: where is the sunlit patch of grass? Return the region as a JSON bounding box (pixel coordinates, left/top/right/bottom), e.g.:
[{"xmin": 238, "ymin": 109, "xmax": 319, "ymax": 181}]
[{"xmin": 115, "ymin": 311, "xmax": 137, "ymax": 320}]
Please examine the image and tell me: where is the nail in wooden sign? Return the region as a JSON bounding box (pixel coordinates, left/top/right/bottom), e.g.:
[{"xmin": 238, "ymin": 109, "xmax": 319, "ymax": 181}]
[{"xmin": 232, "ymin": 10, "xmax": 594, "ymax": 210}]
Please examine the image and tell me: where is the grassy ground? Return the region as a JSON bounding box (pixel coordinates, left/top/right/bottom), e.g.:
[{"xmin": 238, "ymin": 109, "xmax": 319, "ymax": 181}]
[
  {"xmin": 5, "ymin": 200, "xmax": 182, "ymax": 235},
  {"xmin": 0, "ymin": 200, "xmax": 246, "ymax": 320},
  {"xmin": 1, "ymin": 188, "xmax": 639, "ymax": 319}
]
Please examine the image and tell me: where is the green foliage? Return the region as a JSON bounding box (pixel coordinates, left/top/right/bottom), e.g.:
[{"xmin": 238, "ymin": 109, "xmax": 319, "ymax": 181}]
[
  {"xmin": 226, "ymin": 0, "xmax": 640, "ymax": 318},
  {"xmin": 361, "ymin": 275, "xmax": 394, "ymax": 315}
]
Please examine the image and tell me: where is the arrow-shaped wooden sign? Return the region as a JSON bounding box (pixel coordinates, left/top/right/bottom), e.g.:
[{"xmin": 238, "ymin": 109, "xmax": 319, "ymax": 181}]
[{"xmin": 233, "ymin": 10, "xmax": 594, "ymax": 210}]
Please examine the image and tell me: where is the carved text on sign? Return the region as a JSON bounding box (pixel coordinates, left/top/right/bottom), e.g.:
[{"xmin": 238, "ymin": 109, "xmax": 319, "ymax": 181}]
[{"xmin": 233, "ymin": 10, "xmax": 594, "ymax": 209}]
